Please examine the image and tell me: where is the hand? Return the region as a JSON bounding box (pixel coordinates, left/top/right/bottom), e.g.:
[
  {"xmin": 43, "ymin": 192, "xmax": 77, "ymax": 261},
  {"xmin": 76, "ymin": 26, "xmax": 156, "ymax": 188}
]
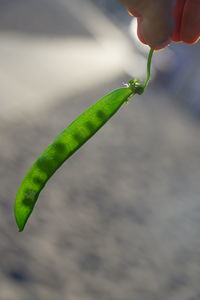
[{"xmin": 118, "ymin": 0, "xmax": 200, "ymax": 49}]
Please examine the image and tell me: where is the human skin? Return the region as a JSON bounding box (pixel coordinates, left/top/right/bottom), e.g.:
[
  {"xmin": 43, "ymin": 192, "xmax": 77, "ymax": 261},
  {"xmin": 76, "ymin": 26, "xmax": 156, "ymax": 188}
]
[
  {"xmin": 172, "ymin": 0, "xmax": 200, "ymax": 44},
  {"xmin": 118, "ymin": 0, "xmax": 200, "ymax": 49}
]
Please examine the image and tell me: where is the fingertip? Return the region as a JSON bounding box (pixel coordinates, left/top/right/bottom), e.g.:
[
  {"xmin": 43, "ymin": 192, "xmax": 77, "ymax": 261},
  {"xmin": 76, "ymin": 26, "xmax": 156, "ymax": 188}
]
[
  {"xmin": 152, "ymin": 39, "xmax": 171, "ymax": 50},
  {"xmin": 136, "ymin": 17, "xmax": 171, "ymax": 50}
]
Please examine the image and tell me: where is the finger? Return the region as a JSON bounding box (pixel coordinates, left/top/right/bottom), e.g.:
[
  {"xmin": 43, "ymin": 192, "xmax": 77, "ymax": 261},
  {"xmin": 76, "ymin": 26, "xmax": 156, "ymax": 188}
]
[
  {"xmin": 172, "ymin": 0, "xmax": 200, "ymax": 43},
  {"xmin": 135, "ymin": 2, "xmax": 175, "ymax": 49},
  {"xmin": 118, "ymin": 0, "xmax": 175, "ymax": 49}
]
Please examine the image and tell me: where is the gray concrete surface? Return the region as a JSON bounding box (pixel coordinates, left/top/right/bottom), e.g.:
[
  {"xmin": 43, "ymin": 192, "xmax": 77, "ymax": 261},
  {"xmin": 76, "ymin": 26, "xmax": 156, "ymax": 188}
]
[{"xmin": 0, "ymin": 1, "xmax": 200, "ymax": 300}]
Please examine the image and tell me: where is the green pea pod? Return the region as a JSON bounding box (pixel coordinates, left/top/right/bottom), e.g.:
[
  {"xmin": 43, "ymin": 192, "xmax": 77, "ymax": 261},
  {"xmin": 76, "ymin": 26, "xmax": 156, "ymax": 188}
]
[
  {"xmin": 14, "ymin": 49, "xmax": 154, "ymax": 232},
  {"xmin": 14, "ymin": 87, "xmax": 136, "ymax": 231}
]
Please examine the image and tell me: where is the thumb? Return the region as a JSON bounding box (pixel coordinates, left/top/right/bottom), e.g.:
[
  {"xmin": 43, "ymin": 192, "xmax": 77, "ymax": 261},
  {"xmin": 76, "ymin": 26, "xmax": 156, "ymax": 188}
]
[{"xmin": 127, "ymin": 0, "xmax": 175, "ymax": 49}]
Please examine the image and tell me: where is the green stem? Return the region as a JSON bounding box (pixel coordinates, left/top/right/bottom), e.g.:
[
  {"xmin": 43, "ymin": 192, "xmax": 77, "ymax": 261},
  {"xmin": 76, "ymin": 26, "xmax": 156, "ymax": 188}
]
[
  {"xmin": 143, "ymin": 48, "xmax": 154, "ymax": 90},
  {"xmin": 128, "ymin": 48, "xmax": 154, "ymax": 95}
]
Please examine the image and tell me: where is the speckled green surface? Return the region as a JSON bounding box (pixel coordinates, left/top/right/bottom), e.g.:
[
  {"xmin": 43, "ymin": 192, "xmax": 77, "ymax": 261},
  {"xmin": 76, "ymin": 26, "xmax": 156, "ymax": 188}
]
[{"xmin": 14, "ymin": 88, "xmax": 133, "ymax": 231}]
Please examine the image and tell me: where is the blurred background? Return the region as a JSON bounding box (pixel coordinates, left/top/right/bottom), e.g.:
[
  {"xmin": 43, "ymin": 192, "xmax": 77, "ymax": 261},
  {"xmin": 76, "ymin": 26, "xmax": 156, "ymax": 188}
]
[{"xmin": 1, "ymin": 0, "xmax": 200, "ymax": 299}]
